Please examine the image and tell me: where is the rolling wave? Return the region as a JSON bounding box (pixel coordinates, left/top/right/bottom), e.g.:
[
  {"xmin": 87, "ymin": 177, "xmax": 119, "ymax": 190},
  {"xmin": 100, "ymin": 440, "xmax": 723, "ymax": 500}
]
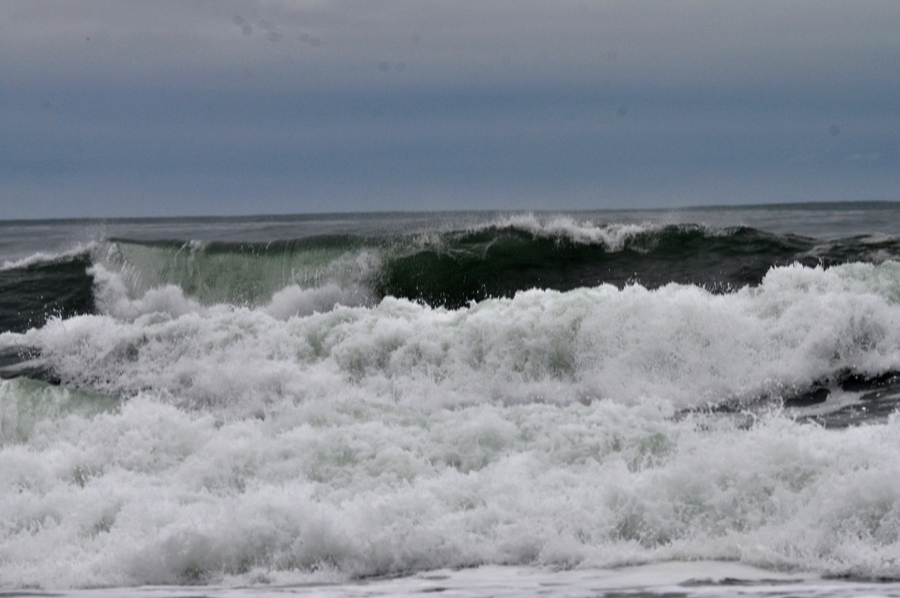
[
  {"xmin": 6, "ymin": 217, "xmax": 900, "ymax": 586},
  {"xmin": 4, "ymin": 222, "xmax": 900, "ymax": 332}
]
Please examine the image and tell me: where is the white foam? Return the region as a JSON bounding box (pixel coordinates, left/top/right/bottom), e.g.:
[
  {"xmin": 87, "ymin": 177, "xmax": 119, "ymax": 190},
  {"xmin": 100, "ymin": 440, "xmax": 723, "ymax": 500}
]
[
  {"xmin": 90, "ymin": 264, "xmax": 203, "ymax": 321},
  {"xmin": 89, "ymin": 261, "xmax": 374, "ymax": 323},
  {"xmin": 480, "ymin": 213, "xmax": 658, "ymax": 249},
  {"xmin": 265, "ymin": 284, "xmax": 373, "ymax": 320},
  {"xmin": 0, "ymin": 242, "xmax": 98, "ymax": 271},
  {"xmin": 48, "ymin": 261, "xmax": 900, "ymax": 410},
  {"xmin": 5, "ymin": 388, "xmax": 900, "ymax": 588},
  {"xmin": 4, "ymin": 262, "xmax": 900, "ymax": 588}
]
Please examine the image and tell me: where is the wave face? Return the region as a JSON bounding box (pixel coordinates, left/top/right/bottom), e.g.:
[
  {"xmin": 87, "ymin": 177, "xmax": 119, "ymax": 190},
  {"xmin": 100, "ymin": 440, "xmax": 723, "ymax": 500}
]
[
  {"xmin": 93, "ymin": 221, "xmax": 900, "ymax": 310},
  {"xmin": 100, "ymin": 236, "xmax": 378, "ymax": 312},
  {"xmin": 7, "ymin": 216, "xmax": 900, "ymax": 331},
  {"xmin": 0, "ymin": 253, "xmax": 95, "ymax": 333},
  {"xmin": 6, "ymin": 217, "xmax": 900, "ymax": 334},
  {"xmin": 376, "ymin": 224, "xmax": 822, "ymax": 306},
  {"xmin": 4, "ymin": 208, "xmax": 900, "ymax": 589}
]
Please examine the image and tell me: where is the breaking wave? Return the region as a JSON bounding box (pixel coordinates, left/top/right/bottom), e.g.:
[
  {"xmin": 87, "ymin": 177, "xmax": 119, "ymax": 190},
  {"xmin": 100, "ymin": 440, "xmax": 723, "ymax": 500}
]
[{"xmin": 5, "ymin": 215, "xmax": 900, "ymax": 588}]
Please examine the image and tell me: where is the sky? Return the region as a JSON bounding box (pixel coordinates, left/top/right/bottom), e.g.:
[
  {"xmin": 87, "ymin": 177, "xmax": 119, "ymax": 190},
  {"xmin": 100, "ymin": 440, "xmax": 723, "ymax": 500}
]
[{"xmin": 1, "ymin": 0, "xmax": 898, "ymax": 218}]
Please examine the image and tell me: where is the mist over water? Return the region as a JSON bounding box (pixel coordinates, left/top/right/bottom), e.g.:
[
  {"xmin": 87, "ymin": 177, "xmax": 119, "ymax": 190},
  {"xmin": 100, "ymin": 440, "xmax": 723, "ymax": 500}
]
[{"xmin": 4, "ymin": 205, "xmax": 900, "ymax": 593}]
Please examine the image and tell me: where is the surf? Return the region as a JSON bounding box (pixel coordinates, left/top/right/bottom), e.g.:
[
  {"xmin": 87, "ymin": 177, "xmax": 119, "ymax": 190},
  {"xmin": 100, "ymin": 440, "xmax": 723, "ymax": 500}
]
[{"xmin": 5, "ymin": 209, "xmax": 900, "ymax": 589}]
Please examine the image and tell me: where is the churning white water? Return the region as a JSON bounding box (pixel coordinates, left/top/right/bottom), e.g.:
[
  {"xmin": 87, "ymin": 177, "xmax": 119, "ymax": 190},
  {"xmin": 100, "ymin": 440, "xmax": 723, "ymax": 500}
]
[
  {"xmin": 5, "ymin": 209, "xmax": 900, "ymax": 595},
  {"xmin": 3, "ymin": 259, "xmax": 900, "ymax": 590}
]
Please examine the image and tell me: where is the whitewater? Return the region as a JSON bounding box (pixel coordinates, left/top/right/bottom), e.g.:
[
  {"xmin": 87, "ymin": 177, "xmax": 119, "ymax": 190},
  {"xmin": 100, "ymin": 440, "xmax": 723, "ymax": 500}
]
[{"xmin": 4, "ymin": 205, "xmax": 900, "ymax": 596}]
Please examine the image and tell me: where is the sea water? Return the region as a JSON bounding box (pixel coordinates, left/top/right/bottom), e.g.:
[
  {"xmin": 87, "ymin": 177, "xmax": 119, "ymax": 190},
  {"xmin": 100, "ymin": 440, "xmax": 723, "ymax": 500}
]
[{"xmin": 4, "ymin": 204, "xmax": 900, "ymax": 596}]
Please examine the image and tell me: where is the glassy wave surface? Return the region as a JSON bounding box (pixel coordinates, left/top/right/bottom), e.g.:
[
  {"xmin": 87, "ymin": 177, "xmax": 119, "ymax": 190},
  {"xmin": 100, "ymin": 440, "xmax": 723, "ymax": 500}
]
[{"xmin": 4, "ymin": 206, "xmax": 900, "ymax": 590}]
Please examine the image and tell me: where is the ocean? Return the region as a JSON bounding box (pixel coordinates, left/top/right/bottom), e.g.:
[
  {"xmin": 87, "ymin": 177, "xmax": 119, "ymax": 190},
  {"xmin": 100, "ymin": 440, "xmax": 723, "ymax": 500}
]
[{"xmin": 5, "ymin": 203, "xmax": 900, "ymax": 597}]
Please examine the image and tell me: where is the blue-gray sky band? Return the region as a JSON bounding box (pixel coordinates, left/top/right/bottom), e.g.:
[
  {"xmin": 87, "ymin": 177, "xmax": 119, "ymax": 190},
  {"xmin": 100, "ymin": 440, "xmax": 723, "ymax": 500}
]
[{"xmin": 1, "ymin": 0, "xmax": 898, "ymax": 218}]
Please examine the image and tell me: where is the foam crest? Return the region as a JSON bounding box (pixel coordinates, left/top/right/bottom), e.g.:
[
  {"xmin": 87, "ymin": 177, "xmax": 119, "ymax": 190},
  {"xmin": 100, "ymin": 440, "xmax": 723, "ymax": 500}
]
[
  {"xmin": 90, "ymin": 264, "xmax": 203, "ymax": 321},
  {"xmin": 0, "ymin": 243, "xmax": 97, "ymax": 271},
  {"xmin": 483, "ymin": 213, "xmax": 656, "ymax": 249},
  {"xmin": 264, "ymin": 283, "xmax": 373, "ymax": 320}
]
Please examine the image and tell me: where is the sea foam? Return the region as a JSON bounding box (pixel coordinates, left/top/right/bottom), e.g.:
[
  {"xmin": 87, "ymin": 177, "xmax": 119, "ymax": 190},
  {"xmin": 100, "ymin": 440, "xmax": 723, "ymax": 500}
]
[
  {"xmin": 4, "ymin": 261, "xmax": 900, "ymax": 587},
  {"xmin": 16, "ymin": 260, "xmax": 900, "ymax": 411},
  {"xmin": 4, "ymin": 381, "xmax": 900, "ymax": 587}
]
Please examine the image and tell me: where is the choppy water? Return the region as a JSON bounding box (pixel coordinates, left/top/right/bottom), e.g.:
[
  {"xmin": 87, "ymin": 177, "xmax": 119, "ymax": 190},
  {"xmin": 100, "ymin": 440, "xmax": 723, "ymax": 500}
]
[{"xmin": 4, "ymin": 204, "xmax": 900, "ymax": 595}]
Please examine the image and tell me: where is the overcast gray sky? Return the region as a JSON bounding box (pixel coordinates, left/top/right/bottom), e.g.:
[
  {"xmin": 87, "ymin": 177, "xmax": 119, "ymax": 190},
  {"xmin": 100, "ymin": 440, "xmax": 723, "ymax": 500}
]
[{"xmin": 1, "ymin": 0, "xmax": 898, "ymax": 218}]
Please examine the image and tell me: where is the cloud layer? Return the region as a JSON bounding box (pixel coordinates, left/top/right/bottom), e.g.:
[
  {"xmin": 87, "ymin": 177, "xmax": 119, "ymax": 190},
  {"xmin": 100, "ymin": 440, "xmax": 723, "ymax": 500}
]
[{"xmin": 1, "ymin": 1, "xmax": 898, "ymax": 217}]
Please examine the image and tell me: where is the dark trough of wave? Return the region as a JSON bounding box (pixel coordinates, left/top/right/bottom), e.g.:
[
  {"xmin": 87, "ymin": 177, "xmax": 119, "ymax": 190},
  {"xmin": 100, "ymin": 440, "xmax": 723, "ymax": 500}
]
[
  {"xmin": 681, "ymin": 370, "xmax": 900, "ymax": 429},
  {"xmin": 376, "ymin": 225, "xmax": 823, "ymax": 308},
  {"xmin": 0, "ymin": 253, "xmax": 96, "ymax": 335}
]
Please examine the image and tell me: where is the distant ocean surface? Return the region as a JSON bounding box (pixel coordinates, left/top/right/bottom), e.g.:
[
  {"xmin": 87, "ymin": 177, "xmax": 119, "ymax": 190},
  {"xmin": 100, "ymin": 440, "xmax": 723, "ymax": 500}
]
[{"xmin": 5, "ymin": 203, "xmax": 900, "ymax": 597}]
